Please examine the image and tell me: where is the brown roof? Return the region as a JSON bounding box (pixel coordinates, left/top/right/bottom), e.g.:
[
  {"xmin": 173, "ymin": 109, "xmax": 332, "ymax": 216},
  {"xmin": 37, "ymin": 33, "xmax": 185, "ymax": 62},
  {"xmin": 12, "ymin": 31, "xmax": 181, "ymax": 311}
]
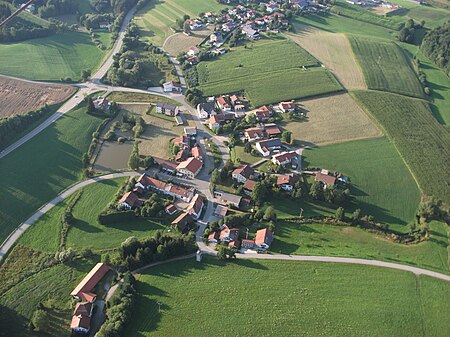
[
  {"xmin": 165, "ymin": 204, "xmax": 177, "ymax": 214},
  {"xmin": 245, "ymin": 127, "xmax": 264, "ymax": 138},
  {"xmin": 73, "ymin": 302, "xmax": 92, "ymax": 316},
  {"xmin": 315, "ymin": 172, "xmax": 336, "ymax": 186},
  {"xmin": 137, "ymin": 174, "xmax": 167, "ymax": 190},
  {"xmin": 232, "ymin": 165, "xmax": 254, "ymax": 179},
  {"xmin": 153, "ymin": 157, "xmax": 178, "ymax": 171},
  {"xmin": 71, "ymin": 313, "xmax": 91, "ymax": 331},
  {"xmin": 243, "ymin": 179, "xmax": 256, "ymax": 191},
  {"xmin": 79, "ymin": 292, "xmax": 96, "ymax": 303},
  {"xmin": 192, "ymin": 146, "xmax": 204, "ymax": 159},
  {"xmin": 214, "ymin": 204, "xmax": 228, "ymax": 217},
  {"xmin": 277, "ymin": 174, "xmax": 299, "ymax": 186},
  {"xmin": 265, "ymin": 124, "xmax": 282, "ymax": 135},
  {"xmin": 228, "ymin": 240, "xmax": 241, "ymax": 248},
  {"xmin": 217, "ymin": 96, "xmax": 228, "ymax": 106},
  {"xmin": 177, "ymin": 157, "xmax": 203, "ymax": 175},
  {"xmin": 255, "ymin": 228, "xmax": 273, "ymax": 245},
  {"xmin": 70, "ymin": 263, "xmax": 110, "ymax": 298},
  {"xmin": 280, "ymin": 102, "xmax": 295, "ymax": 110},
  {"xmin": 208, "ymin": 231, "xmax": 220, "ymax": 241},
  {"xmin": 241, "ymin": 239, "xmax": 255, "ymax": 248},
  {"xmin": 171, "ymin": 212, "xmax": 193, "ymax": 231},
  {"xmin": 118, "ymin": 191, "xmax": 139, "ymax": 207},
  {"xmin": 188, "ymin": 194, "xmax": 204, "ymax": 215},
  {"xmin": 165, "ymin": 184, "xmax": 193, "ymax": 200},
  {"xmin": 272, "ymin": 151, "xmax": 297, "ymax": 164}
]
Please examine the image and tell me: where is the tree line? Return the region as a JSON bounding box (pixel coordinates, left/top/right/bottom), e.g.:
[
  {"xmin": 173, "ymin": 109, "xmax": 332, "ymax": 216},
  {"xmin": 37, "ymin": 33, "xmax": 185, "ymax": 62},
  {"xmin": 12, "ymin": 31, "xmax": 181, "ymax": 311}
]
[{"xmin": 421, "ymin": 21, "xmax": 450, "ymax": 76}]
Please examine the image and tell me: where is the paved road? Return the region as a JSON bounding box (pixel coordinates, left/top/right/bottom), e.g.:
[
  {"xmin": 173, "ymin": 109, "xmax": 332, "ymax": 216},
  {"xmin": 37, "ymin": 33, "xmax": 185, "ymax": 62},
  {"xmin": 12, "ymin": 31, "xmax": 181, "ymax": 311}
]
[{"xmin": 0, "ymin": 172, "xmax": 139, "ymax": 260}]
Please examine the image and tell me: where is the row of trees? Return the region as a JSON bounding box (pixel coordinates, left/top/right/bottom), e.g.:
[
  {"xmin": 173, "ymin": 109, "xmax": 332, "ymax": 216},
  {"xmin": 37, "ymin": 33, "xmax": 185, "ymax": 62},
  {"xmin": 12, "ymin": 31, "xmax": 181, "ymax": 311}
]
[{"xmin": 309, "ymin": 181, "xmax": 350, "ymax": 207}]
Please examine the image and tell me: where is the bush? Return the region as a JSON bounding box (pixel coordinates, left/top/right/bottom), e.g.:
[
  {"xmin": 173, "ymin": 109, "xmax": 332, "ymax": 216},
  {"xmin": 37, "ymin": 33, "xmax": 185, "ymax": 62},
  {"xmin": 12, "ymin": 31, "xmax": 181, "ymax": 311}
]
[{"xmin": 98, "ymin": 210, "xmax": 136, "ymax": 225}]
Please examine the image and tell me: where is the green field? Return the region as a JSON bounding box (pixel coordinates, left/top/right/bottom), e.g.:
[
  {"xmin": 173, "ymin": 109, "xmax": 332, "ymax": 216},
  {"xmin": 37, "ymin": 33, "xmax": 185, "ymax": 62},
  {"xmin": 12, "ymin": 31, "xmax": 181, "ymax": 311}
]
[
  {"xmin": 272, "ymin": 221, "xmax": 449, "ymax": 273},
  {"xmin": 352, "ymin": 91, "xmax": 450, "ymax": 204},
  {"xmin": 135, "ymin": 0, "xmax": 227, "ymax": 45},
  {"xmin": 332, "ymin": 0, "xmax": 403, "ymax": 30},
  {"xmin": 66, "ymin": 179, "xmax": 167, "ymax": 251},
  {"xmin": 292, "ymin": 13, "xmax": 395, "ymax": 40},
  {"xmin": 303, "ymin": 137, "xmax": 420, "ymax": 225},
  {"xmin": 127, "ymin": 257, "xmax": 450, "ymax": 337},
  {"xmin": 0, "ymin": 104, "xmax": 103, "ymax": 244},
  {"xmin": 388, "ymin": 2, "xmax": 450, "ymax": 28},
  {"xmin": 350, "ymin": 36, "xmax": 424, "ymax": 98},
  {"xmin": 196, "ymin": 40, "xmax": 342, "ymax": 106},
  {"xmin": 0, "ymin": 31, "xmax": 106, "ymax": 81}
]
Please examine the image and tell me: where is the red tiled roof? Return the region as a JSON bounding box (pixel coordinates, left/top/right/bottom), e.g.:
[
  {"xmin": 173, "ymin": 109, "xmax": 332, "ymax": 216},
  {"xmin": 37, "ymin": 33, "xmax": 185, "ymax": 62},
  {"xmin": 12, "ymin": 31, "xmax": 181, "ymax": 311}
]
[
  {"xmin": 73, "ymin": 302, "xmax": 92, "ymax": 316},
  {"xmin": 280, "ymin": 102, "xmax": 295, "ymax": 110},
  {"xmin": 118, "ymin": 191, "xmax": 139, "ymax": 207},
  {"xmin": 208, "ymin": 231, "xmax": 220, "ymax": 241},
  {"xmin": 192, "ymin": 146, "xmax": 204, "ymax": 159},
  {"xmin": 188, "ymin": 194, "xmax": 204, "ymax": 215},
  {"xmin": 315, "ymin": 172, "xmax": 336, "ymax": 186},
  {"xmin": 277, "ymin": 174, "xmax": 299, "ymax": 186},
  {"xmin": 153, "ymin": 157, "xmax": 178, "ymax": 171},
  {"xmin": 70, "ymin": 263, "xmax": 110, "ymax": 298},
  {"xmin": 255, "ymin": 228, "xmax": 273, "ymax": 245},
  {"xmin": 217, "ymin": 96, "xmax": 228, "ymax": 106},
  {"xmin": 232, "ymin": 165, "xmax": 254, "ymax": 179},
  {"xmin": 272, "ymin": 151, "xmax": 297, "ymax": 164},
  {"xmin": 71, "ymin": 313, "xmax": 91, "ymax": 331},
  {"xmin": 177, "ymin": 157, "xmax": 203, "ymax": 175},
  {"xmin": 165, "ymin": 204, "xmax": 177, "ymax": 214},
  {"xmin": 166, "ymin": 184, "xmax": 193, "ymax": 199},
  {"xmin": 243, "ymin": 179, "xmax": 256, "ymax": 191},
  {"xmin": 137, "ymin": 174, "xmax": 167, "ymax": 190}
]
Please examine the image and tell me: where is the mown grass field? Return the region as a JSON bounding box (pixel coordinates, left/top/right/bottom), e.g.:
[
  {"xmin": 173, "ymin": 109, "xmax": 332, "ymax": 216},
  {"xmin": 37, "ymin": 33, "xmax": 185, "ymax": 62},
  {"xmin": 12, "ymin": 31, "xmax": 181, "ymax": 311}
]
[
  {"xmin": 195, "ymin": 39, "xmax": 341, "ymax": 107},
  {"xmin": 352, "ymin": 91, "xmax": 450, "ymax": 204},
  {"xmin": 292, "ymin": 13, "xmax": 395, "ymax": 40},
  {"xmin": 0, "ymin": 31, "xmax": 106, "ymax": 81},
  {"xmin": 350, "ymin": 36, "xmax": 424, "ymax": 98},
  {"xmin": 303, "ymin": 137, "xmax": 420, "ymax": 225},
  {"xmin": 287, "ymin": 27, "xmax": 366, "ymax": 90},
  {"xmin": 0, "ymin": 104, "xmax": 103, "ymax": 244},
  {"xmin": 135, "ymin": 0, "xmax": 226, "ymax": 46},
  {"xmin": 127, "ymin": 257, "xmax": 450, "ymax": 337},
  {"xmin": 272, "ymin": 221, "xmax": 449, "ymax": 273},
  {"xmin": 387, "ymin": 1, "xmax": 450, "ymax": 28},
  {"xmin": 281, "ymin": 93, "xmax": 381, "ymax": 145},
  {"xmin": 66, "ymin": 179, "xmax": 166, "ymax": 251}
]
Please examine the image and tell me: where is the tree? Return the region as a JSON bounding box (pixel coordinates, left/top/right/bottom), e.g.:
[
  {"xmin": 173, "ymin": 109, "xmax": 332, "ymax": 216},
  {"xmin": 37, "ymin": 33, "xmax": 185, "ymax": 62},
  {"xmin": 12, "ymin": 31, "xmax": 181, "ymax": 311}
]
[
  {"xmin": 252, "ymin": 182, "xmax": 268, "ymax": 204},
  {"xmin": 309, "ymin": 181, "xmax": 324, "ymax": 200},
  {"xmin": 183, "ymin": 20, "xmax": 191, "ymax": 34},
  {"xmin": 32, "ymin": 309, "xmax": 49, "ymax": 332},
  {"xmin": 351, "ymin": 208, "xmax": 361, "ymax": 225},
  {"xmin": 81, "ymin": 68, "xmax": 91, "ymax": 81},
  {"xmin": 264, "ymin": 206, "xmax": 277, "ymax": 221},
  {"xmin": 281, "ymin": 130, "xmax": 292, "ymax": 144},
  {"xmin": 211, "ymin": 168, "xmax": 221, "ymax": 184},
  {"xmin": 335, "ymin": 207, "xmax": 345, "ymax": 221},
  {"xmin": 244, "ymin": 141, "xmax": 252, "ymax": 153},
  {"xmin": 87, "ymin": 97, "xmax": 96, "ymax": 113},
  {"xmin": 142, "ymin": 155, "xmax": 154, "ymax": 169},
  {"xmin": 128, "ymin": 140, "xmax": 140, "ymax": 170}
]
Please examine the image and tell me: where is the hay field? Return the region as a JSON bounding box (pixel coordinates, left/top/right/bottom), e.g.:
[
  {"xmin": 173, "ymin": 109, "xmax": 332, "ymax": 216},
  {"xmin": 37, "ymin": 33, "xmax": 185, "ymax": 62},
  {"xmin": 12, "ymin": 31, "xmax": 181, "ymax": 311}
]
[
  {"xmin": 163, "ymin": 26, "xmax": 213, "ymax": 55},
  {"xmin": 287, "ymin": 25, "xmax": 366, "ymax": 90},
  {"xmin": 0, "ymin": 76, "xmax": 75, "ymax": 117},
  {"xmin": 282, "ymin": 93, "xmax": 381, "ymax": 145}
]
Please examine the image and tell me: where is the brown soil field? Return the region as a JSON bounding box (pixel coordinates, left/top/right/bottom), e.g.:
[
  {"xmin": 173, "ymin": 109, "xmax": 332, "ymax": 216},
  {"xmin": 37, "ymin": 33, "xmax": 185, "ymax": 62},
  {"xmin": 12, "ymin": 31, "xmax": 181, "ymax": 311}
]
[
  {"xmin": 287, "ymin": 26, "xmax": 367, "ymax": 90},
  {"xmin": 0, "ymin": 76, "xmax": 76, "ymax": 117},
  {"xmin": 163, "ymin": 26, "xmax": 214, "ymax": 56},
  {"xmin": 281, "ymin": 93, "xmax": 382, "ymax": 146}
]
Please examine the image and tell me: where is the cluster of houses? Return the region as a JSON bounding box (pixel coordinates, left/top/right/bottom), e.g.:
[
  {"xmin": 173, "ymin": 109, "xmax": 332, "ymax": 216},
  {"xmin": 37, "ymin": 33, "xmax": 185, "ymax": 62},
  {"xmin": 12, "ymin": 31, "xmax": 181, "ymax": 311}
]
[
  {"xmin": 70, "ymin": 263, "xmax": 111, "ymax": 334},
  {"xmin": 208, "ymin": 224, "xmax": 274, "ymax": 251},
  {"xmin": 171, "ymin": 126, "xmax": 205, "ymax": 166},
  {"xmin": 314, "ymin": 169, "xmax": 349, "ymax": 189},
  {"xmin": 118, "ymin": 173, "xmax": 205, "ymax": 231},
  {"xmin": 346, "ymin": 0, "xmax": 400, "ymax": 9}
]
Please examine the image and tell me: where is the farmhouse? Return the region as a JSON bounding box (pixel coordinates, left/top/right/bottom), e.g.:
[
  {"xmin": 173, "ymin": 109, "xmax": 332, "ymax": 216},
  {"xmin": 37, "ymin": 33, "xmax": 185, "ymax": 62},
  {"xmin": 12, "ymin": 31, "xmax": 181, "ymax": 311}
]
[
  {"xmin": 191, "ymin": 145, "xmax": 204, "ymax": 161},
  {"xmin": 254, "ymin": 228, "xmax": 273, "ymax": 250},
  {"xmin": 315, "ymin": 172, "xmax": 336, "ymax": 188},
  {"xmin": 232, "ymin": 164, "xmax": 255, "ymax": 183},
  {"xmin": 277, "ymin": 174, "xmax": 299, "ymax": 191},
  {"xmin": 156, "ymin": 102, "xmax": 179, "ymax": 116},
  {"xmin": 197, "ymin": 102, "xmax": 216, "ymax": 119},
  {"xmin": 70, "ymin": 263, "xmax": 110, "ymax": 302},
  {"xmin": 163, "ymin": 81, "xmax": 182, "ymax": 93},
  {"xmin": 254, "ymin": 109, "xmax": 272, "ymax": 121},
  {"xmin": 216, "ymin": 96, "xmax": 232, "ymax": 111},
  {"xmin": 153, "ymin": 157, "xmax": 178, "ymax": 173},
  {"xmin": 187, "ymin": 46, "xmax": 200, "ymax": 57},
  {"xmin": 208, "ymin": 231, "xmax": 220, "ymax": 243},
  {"xmin": 214, "ymin": 204, "xmax": 228, "ymax": 218},
  {"xmin": 242, "ymin": 25, "xmax": 260, "ymax": 40},
  {"xmin": 241, "ymin": 239, "xmax": 255, "ymax": 249},
  {"xmin": 118, "ymin": 191, "xmax": 141, "ymax": 209},
  {"xmin": 135, "ymin": 174, "xmax": 194, "ymax": 202},
  {"xmin": 264, "ymin": 123, "xmax": 282, "ymax": 138},
  {"xmin": 244, "ymin": 127, "xmax": 265, "ymax": 142},
  {"xmin": 279, "ymin": 101, "xmax": 295, "ymax": 113},
  {"xmin": 215, "ymin": 191, "xmax": 243, "ymax": 208},
  {"xmin": 255, "ymin": 138, "xmax": 283, "ymax": 157},
  {"xmin": 93, "ymin": 97, "xmax": 112, "ymax": 111},
  {"xmin": 272, "ymin": 151, "xmax": 297, "ymax": 167},
  {"xmin": 177, "ymin": 157, "xmax": 203, "ymax": 178},
  {"xmin": 165, "ymin": 184, "xmax": 194, "ymax": 203},
  {"xmin": 71, "ymin": 302, "xmax": 93, "ymax": 334},
  {"xmin": 171, "ymin": 212, "xmax": 194, "ymax": 232},
  {"xmin": 219, "ymin": 225, "xmax": 240, "ymax": 243},
  {"xmin": 207, "ymin": 113, "xmax": 235, "ymax": 130},
  {"xmin": 243, "ymin": 179, "xmax": 256, "ymax": 196},
  {"xmin": 187, "ymin": 194, "xmax": 204, "ymax": 220}
]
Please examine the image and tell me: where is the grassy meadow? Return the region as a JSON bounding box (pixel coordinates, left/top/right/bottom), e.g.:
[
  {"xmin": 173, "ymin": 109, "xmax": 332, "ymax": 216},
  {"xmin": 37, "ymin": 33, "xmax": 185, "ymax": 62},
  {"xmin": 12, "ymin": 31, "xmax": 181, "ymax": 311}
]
[
  {"xmin": 135, "ymin": 0, "xmax": 226, "ymax": 45},
  {"xmin": 352, "ymin": 91, "xmax": 450, "ymax": 204},
  {"xmin": 350, "ymin": 36, "xmax": 424, "ymax": 98},
  {"xmin": 0, "ymin": 31, "xmax": 106, "ymax": 81},
  {"xmin": 272, "ymin": 221, "xmax": 449, "ymax": 274},
  {"xmin": 66, "ymin": 179, "xmax": 166, "ymax": 251},
  {"xmin": 303, "ymin": 137, "xmax": 420, "ymax": 225},
  {"xmin": 0, "ymin": 104, "xmax": 104, "ymax": 244},
  {"xmin": 127, "ymin": 257, "xmax": 450, "ymax": 337},
  {"xmin": 195, "ymin": 39, "xmax": 341, "ymax": 106}
]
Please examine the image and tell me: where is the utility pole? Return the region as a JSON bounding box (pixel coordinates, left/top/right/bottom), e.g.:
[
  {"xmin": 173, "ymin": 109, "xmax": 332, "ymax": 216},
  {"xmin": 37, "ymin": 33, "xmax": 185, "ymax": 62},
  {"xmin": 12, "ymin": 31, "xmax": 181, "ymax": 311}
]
[
  {"xmin": 245, "ymin": 227, "xmax": 249, "ymax": 239},
  {"xmin": 157, "ymin": 301, "xmax": 162, "ymax": 313},
  {"xmin": 299, "ymin": 207, "xmax": 304, "ymax": 218}
]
